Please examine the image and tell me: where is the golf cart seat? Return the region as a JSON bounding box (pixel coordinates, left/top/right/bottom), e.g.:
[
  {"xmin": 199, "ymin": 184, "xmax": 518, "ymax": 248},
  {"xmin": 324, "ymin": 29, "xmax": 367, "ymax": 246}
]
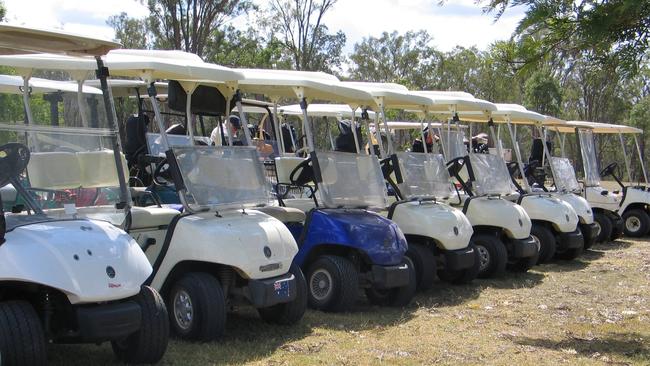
[
  {"xmin": 129, "ymin": 205, "xmax": 180, "ymax": 230},
  {"xmin": 255, "ymin": 206, "xmax": 306, "ymax": 223},
  {"xmin": 28, "ymin": 152, "xmax": 83, "ymax": 189},
  {"xmin": 275, "ymin": 156, "xmax": 308, "ymax": 183}
]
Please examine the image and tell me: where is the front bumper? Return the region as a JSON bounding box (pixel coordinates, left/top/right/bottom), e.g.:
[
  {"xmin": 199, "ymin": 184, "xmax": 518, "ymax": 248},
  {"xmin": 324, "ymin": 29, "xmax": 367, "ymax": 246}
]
[
  {"xmin": 369, "ymin": 263, "xmax": 410, "ymax": 289},
  {"xmin": 557, "ymin": 229, "xmax": 584, "ymax": 250},
  {"xmin": 75, "ymin": 301, "xmax": 141, "ymax": 342},
  {"xmin": 580, "ymin": 222, "xmax": 598, "ymax": 248},
  {"xmin": 443, "ymin": 247, "xmax": 475, "ymax": 271},
  {"xmin": 505, "ymin": 236, "xmax": 538, "ymax": 259},
  {"xmin": 247, "ymin": 272, "xmax": 297, "ymax": 308}
]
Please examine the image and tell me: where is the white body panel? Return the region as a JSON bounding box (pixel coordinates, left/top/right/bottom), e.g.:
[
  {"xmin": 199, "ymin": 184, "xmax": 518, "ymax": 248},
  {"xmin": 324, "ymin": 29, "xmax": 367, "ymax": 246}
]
[
  {"xmin": 457, "ymin": 196, "xmax": 532, "ymax": 239},
  {"xmin": 619, "ymin": 188, "xmax": 650, "ymax": 213},
  {"xmin": 585, "ymin": 186, "xmax": 621, "ymax": 212},
  {"xmin": 556, "ymin": 193, "xmax": 594, "ymax": 224},
  {"xmin": 517, "ymin": 195, "xmax": 579, "ymax": 233},
  {"xmin": 1, "ymin": 219, "xmax": 151, "ymax": 304},
  {"xmin": 146, "ymin": 210, "xmax": 298, "ymax": 291},
  {"xmin": 388, "ymin": 201, "xmax": 473, "ymax": 250}
]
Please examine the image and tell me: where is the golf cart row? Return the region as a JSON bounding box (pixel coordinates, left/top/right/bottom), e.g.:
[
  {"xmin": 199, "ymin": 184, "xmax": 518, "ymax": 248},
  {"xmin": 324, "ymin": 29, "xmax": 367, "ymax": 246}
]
[{"xmin": 0, "ymin": 24, "xmax": 644, "ymax": 366}]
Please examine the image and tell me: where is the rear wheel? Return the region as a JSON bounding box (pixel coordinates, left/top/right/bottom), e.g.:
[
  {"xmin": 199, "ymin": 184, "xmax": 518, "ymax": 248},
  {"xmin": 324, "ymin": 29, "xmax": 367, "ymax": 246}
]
[
  {"xmin": 169, "ymin": 272, "xmax": 226, "ymax": 341},
  {"xmin": 0, "ymin": 300, "xmax": 46, "ymax": 366},
  {"xmin": 307, "ymin": 255, "xmax": 358, "ymax": 312},
  {"xmin": 258, "ymin": 264, "xmax": 308, "ymax": 325},
  {"xmin": 472, "ymin": 234, "xmax": 507, "ymax": 278},
  {"xmin": 405, "ymin": 242, "xmax": 436, "ymax": 291},
  {"xmin": 622, "ymin": 209, "xmax": 650, "ymax": 237},
  {"xmin": 593, "ymin": 212, "xmax": 613, "ymax": 243},
  {"xmin": 112, "ymin": 286, "xmax": 169, "ymax": 364},
  {"xmin": 365, "ymin": 257, "xmax": 416, "ymax": 307},
  {"xmin": 437, "ymin": 244, "xmax": 480, "ymax": 284},
  {"xmin": 531, "ymin": 224, "xmax": 556, "ymax": 264}
]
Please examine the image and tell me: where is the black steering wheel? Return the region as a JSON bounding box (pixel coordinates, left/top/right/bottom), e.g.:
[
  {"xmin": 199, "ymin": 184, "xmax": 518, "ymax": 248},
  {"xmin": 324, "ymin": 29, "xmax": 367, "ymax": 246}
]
[
  {"xmin": 0, "ymin": 143, "xmax": 30, "ymax": 187},
  {"xmin": 153, "ymin": 158, "xmax": 172, "ymax": 186},
  {"xmin": 289, "ymin": 157, "xmax": 314, "ymax": 186},
  {"xmin": 600, "ymin": 162, "xmax": 618, "ymax": 177}
]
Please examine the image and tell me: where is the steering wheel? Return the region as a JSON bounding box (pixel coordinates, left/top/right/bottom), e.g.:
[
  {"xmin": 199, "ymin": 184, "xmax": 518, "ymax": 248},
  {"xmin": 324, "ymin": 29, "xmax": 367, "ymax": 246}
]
[
  {"xmin": 152, "ymin": 158, "xmax": 172, "ymax": 186},
  {"xmin": 506, "ymin": 161, "xmax": 519, "ymax": 177},
  {"xmin": 289, "ymin": 158, "xmax": 314, "ymax": 186},
  {"xmin": 0, "ymin": 143, "xmax": 30, "ymax": 187},
  {"xmin": 600, "ymin": 162, "xmax": 618, "ymax": 177}
]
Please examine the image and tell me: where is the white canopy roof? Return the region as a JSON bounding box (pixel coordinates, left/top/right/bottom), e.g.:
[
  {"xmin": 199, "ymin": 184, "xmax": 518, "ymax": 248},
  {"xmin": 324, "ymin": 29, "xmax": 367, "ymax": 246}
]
[
  {"xmin": 0, "ymin": 24, "xmax": 120, "ymax": 56},
  {"xmin": 235, "ymin": 68, "xmax": 372, "ymax": 105},
  {"xmin": 553, "ymin": 120, "xmax": 642, "ymax": 134},
  {"xmin": 84, "ymin": 79, "xmax": 169, "ymax": 97},
  {"xmin": 279, "ymin": 103, "xmax": 376, "ymax": 119},
  {"xmin": 380, "ymin": 121, "xmax": 467, "ymax": 131},
  {"xmin": 340, "ymin": 81, "xmax": 432, "ymax": 109},
  {"xmin": 0, "ymin": 53, "xmax": 98, "ymax": 73},
  {"xmin": 0, "ymin": 74, "xmax": 101, "ymax": 94},
  {"xmin": 410, "ymin": 91, "xmax": 496, "ymax": 115}
]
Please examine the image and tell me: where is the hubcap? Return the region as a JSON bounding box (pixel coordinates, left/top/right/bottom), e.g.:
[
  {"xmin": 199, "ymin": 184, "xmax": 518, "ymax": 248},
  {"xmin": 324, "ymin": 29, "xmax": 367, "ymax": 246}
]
[
  {"xmin": 531, "ymin": 234, "xmax": 541, "ymax": 252},
  {"xmin": 173, "ymin": 289, "xmax": 194, "ymax": 331},
  {"xmin": 310, "ymin": 268, "xmax": 333, "ymax": 301},
  {"xmin": 476, "ymin": 245, "xmax": 490, "ymax": 271},
  {"xmin": 625, "ymin": 216, "xmax": 641, "ymax": 232}
]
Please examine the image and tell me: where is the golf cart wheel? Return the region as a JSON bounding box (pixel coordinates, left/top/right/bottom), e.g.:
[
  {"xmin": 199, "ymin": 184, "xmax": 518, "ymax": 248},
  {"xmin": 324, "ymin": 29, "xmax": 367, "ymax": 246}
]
[
  {"xmin": 258, "ymin": 264, "xmax": 308, "ymax": 325},
  {"xmin": 169, "ymin": 272, "xmax": 226, "ymax": 341},
  {"xmin": 364, "ymin": 257, "xmax": 417, "ymax": 307},
  {"xmin": 622, "ymin": 209, "xmax": 650, "ymax": 237},
  {"xmin": 556, "ymin": 245, "xmax": 583, "ymax": 261},
  {"xmin": 593, "ymin": 212, "xmax": 613, "ymax": 243},
  {"xmin": 0, "ymin": 300, "xmax": 46, "ymax": 366},
  {"xmin": 437, "ymin": 244, "xmax": 480, "ymax": 285},
  {"xmin": 472, "ymin": 234, "xmax": 507, "ymax": 278},
  {"xmin": 405, "ymin": 242, "xmax": 436, "ymax": 291},
  {"xmin": 307, "ymin": 255, "xmax": 358, "ymax": 312},
  {"xmin": 112, "ymin": 286, "xmax": 169, "ymax": 364},
  {"xmin": 531, "ymin": 224, "xmax": 556, "ymax": 264}
]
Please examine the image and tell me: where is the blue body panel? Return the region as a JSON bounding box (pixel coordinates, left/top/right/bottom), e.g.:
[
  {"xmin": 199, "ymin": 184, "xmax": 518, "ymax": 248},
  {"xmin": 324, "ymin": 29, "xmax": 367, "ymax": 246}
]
[{"xmin": 292, "ymin": 208, "xmax": 407, "ymax": 267}]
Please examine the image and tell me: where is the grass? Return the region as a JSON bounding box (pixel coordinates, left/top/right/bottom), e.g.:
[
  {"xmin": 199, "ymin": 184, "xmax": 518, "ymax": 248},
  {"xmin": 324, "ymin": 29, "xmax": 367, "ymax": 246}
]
[{"xmin": 50, "ymin": 237, "xmax": 650, "ymax": 365}]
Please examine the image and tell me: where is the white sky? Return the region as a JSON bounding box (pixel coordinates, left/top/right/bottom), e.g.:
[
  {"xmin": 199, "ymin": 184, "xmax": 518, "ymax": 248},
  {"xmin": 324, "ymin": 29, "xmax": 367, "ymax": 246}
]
[{"xmin": 2, "ymin": 0, "xmax": 525, "ymax": 53}]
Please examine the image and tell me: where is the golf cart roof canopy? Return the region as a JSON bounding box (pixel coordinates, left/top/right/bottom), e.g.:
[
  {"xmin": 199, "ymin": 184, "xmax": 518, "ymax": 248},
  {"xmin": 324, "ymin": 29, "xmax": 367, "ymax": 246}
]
[
  {"xmin": 84, "ymin": 79, "xmax": 169, "ymax": 97},
  {"xmin": 235, "ymin": 68, "xmax": 372, "ymax": 105},
  {"xmin": 0, "ymin": 53, "xmax": 100, "ymax": 73},
  {"xmin": 410, "ymin": 90, "xmax": 497, "ymax": 115},
  {"xmin": 380, "ymin": 121, "xmax": 468, "ymax": 131},
  {"xmin": 0, "ymin": 74, "xmax": 101, "ymax": 94},
  {"xmin": 0, "ymin": 24, "xmax": 121, "ymax": 56},
  {"xmin": 553, "ymin": 120, "xmax": 643, "ymax": 134},
  {"xmin": 340, "ymin": 81, "xmax": 432, "ymax": 109},
  {"xmin": 279, "ymin": 103, "xmax": 376, "ymax": 119}
]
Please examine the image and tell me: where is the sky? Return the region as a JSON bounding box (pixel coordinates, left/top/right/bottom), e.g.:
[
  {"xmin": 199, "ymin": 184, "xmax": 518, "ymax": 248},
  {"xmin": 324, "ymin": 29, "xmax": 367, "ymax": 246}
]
[{"xmin": 2, "ymin": 0, "xmax": 526, "ymax": 53}]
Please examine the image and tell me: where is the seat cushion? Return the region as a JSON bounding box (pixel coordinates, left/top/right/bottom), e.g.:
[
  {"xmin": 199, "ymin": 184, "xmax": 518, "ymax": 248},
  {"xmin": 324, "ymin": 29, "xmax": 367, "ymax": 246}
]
[
  {"xmin": 129, "ymin": 206, "xmax": 179, "ymax": 229},
  {"xmin": 255, "ymin": 206, "xmax": 306, "ymax": 223}
]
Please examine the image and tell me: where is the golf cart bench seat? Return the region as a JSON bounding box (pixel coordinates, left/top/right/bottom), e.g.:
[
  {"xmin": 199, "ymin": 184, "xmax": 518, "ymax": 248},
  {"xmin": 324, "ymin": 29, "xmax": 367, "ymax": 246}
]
[
  {"xmin": 129, "ymin": 206, "xmax": 180, "ymax": 229},
  {"xmin": 255, "ymin": 206, "xmax": 306, "ymax": 223},
  {"xmin": 275, "ymin": 156, "xmax": 308, "ymax": 184},
  {"xmin": 27, "ymin": 151, "xmax": 128, "ymax": 189}
]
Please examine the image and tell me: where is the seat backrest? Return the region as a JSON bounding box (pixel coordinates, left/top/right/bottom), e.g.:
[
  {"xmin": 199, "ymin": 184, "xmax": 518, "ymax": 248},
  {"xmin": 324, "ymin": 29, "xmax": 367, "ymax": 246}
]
[
  {"xmin": 27, "ymin": 152, "xmax": 82, "ymax": 189},
  {"xmin": 77, "ymin": 150, "xmax": 128, "ymax": 188},
  {"xmin": 275, "ymin": 157, "xmax": 308, "ymax": 184}
]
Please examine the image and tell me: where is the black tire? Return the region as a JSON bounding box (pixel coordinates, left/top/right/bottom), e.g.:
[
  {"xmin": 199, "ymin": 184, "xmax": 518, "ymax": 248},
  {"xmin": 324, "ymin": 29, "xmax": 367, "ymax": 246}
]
[
  {"xmin": 307, "ymin": 255, "xmax": 359, "ymax": 312},
  {"xmin": 258, "ymin": 264, "xmax": 308, "ymax": 325},
  {"xmin": 531, "ymin": 224, "xmax": 556, "ymax": 264},
  {"xmin": 437, "ymin": 244, "xmax": 480, "ymax": 284},
  {"xmin": 364, "ymin": 257, "xmax": 417, "ymax": 307},
  {"xmin": 580, "ymin": 223, "xmax": 596, "ymax": 250},
  {"xmin": 556, "ymin": 245, "xmax": 583, "ymax": 260},
  {"xmin": 622, "ymin": 209, "xmax": 650, "ymax": 237},
  {"xmin": 0, "ymin": 301, "xmax": 46, "ymax": 366},
  {"xmin": 472, "ymin": 234, "xmax": 508, "ymax": 278},
  {"xmin": 112, "ymin": 286, "xmax": 169, "ymax": 364},
  {"xmin": 508, "ymin": 246, "xmax": 539, "ymax": 272},
  {"xmin": 169, "ymin": 272, "xmax": 226, "ymax": 341},
  {"xmin": 405, "ymin": 242, "xmax": 436, "ymax": 291},
  {"xmin": 593, "ymin": 212, "xmax": 613, "ymax": 243}
]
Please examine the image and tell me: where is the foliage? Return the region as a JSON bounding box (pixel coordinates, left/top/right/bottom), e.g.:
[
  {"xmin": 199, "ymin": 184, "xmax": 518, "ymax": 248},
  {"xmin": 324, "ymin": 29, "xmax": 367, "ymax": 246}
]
[{"xmin": 523, "ymin": 69, "xmax": 562, "ymax": 116}]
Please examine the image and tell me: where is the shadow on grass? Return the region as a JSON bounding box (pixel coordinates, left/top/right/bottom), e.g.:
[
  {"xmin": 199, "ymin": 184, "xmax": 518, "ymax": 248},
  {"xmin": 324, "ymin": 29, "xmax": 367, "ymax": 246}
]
[
  {"xmin": 592, "ymin": 239, "xmax": 634, "ymax": 251},
  {"xmin": 535, "ymin": 259, "xmax": 591, "ymax": 273},
  {"xmin": 510, "ymin": 332, "xmax": 650, "ymax": 362}
]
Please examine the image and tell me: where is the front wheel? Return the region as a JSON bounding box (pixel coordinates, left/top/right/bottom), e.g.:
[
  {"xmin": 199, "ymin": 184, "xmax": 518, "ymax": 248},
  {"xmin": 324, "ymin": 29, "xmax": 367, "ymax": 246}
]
[
  {"xmin": 405, "ymin": 242, "xmax": 436, "ymax": 291},
  {"xmin": 622, "ymin": 209, "xmax": 650, "ymax": 237},
  {"xmin": 112, "ymin": 286, "xmax": 169, "ymax": 364},
  {"xmin": 258, "ymin": 264, "xmax": 308, "ymax": 325},
  {"xmin": 307, "ymin": 255, "xmax": 359, "ymax": 312},
  {"xmin": 0, "ymin": 300, "xmax": 46, "ymax": 366},
  {"xmin": 437, "ymin": 244, "xmax": 480, "ymax": 284},
  {"xmin": 593, "ymin": 212, "xmax": 613, "ymax": 243},
  {"xmin": 365, "ymin": 257, "xmax": 417, "ymax": 307},
  {"xmin": 531, "ymin": 224, "xmax": 556, "ymax": 264},
  {"xmin": 472, "ymin": 234, "xmax": 507, "ymax": 278}
]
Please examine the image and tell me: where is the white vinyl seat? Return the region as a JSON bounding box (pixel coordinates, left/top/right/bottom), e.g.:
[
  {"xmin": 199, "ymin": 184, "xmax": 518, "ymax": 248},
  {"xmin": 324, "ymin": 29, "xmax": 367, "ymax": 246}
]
[
  {"xmin": 129, "ymin": 206, "xmax": 179, "ymax": 229},
  {"xmin": 274, "ymin": 157, "xmax": 308, "ymax": 184},
  {"xmin": 27, "ymin": 152, "xmax": 82, "ymax": 189},
  {"xmin": 255, "ymin": 206, "xmax": 306, "ymax": 223}
]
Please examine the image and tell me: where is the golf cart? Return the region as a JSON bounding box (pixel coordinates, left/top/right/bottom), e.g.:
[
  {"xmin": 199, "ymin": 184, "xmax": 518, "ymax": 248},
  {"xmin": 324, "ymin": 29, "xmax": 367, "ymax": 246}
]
[
  {"xmin": 0, "ymin": 25, "xmax": 168, "ymax": 365},
  {"xmin": 549, "ymin": 121, "xmax": 625, "ymax": 242},
  {"xmin": 236, "ymin": 68, "xmax": 416, "ymax": 310},
  {"xmin": 99, "ymin": 50, "xmax": 308, "ymax": 340}
]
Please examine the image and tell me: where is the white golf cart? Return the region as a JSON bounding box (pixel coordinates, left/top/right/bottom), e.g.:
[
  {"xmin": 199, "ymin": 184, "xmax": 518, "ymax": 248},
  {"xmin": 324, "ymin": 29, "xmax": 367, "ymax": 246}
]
[
  {"xmin": 100, "ymin": 50, "xmax": 308, "ymax": 340},
  {"xmin": 549, "ymin": 121, "xmax": 626, "ymax": 242},
  {"xmin": 0, "ymin": 25, "xmax": 168, "ymax": 365}
]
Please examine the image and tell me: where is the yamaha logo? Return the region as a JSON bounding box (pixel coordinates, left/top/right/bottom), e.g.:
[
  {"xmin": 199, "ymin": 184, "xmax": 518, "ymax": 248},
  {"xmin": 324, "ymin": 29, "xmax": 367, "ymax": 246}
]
[
  {"xmin": 263, "ymin": 246, "xmax": 272, "ymax": 258},
  {"xmin": 106, "ymin": 266, "xmax": 116, "ymax": 279}
]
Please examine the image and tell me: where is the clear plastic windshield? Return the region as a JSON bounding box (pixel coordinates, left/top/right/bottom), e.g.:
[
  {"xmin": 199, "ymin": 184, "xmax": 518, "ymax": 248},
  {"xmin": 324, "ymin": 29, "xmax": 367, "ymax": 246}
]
[
  {"xmin": 0, "ymin": 124, "xmax": 128, "ymax": 228},
  {"xmin": 315, "ymin": 151, "xmax": 387, "ymax": 209},
  {"xmin": 578, "ymin": 130, "xmax": 600, "ymax": 186},
  {"xmin": 440, "ymin": 130, "xmax": 467, "ymax": 160},
  {"xmin": 396, "ymin": 152, "xmax": 453, "ymax": 199},
  {"xmin": 550, "ymin": 157, "xmax": 580, "ymax": 193},
  {"xmin": 146, "ymin": 133, "xmax": 211, "ymax": 156},
  {"xmin": 468, "ymin": 153, "xmax": 514, "ymax": 196},
  {"xmin": 171, "ymin": 145, "xmax": 271, "ymax": 211}
]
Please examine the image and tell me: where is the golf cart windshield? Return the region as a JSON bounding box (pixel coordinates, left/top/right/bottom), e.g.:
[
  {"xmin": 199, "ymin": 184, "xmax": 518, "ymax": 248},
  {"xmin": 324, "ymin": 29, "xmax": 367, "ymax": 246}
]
[
  {"xmin": 0, "ymin": 124, "xmax": 127, "ymax": 228},
  {"xmin": 315, "ymin": 150, "xmax": 387, "ymax": 209},
  {"xmin": 396, "ymin": 152, "xmax": 453, "ymax": 199},
  {"xmin": 550, "ymin": 157, "xmax": 581, "ymax": 193},
  {"xmin": 146, "ymin": 133, "xmax": 211, "ymax": 157},
  {"xmin": 578, "ymin": 130, "xmax": 601, "ymax": 186},
  {"xmin": 441, "ymin": 130, "xmax": 467, "ymax": 159},
  {"xmin": 468, "ymin": 153, "xmax": 513, "ymax": 196}
]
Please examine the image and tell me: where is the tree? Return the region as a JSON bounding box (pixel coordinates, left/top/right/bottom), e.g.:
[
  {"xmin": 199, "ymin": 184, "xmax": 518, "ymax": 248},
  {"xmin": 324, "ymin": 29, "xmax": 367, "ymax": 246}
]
[
  {"xmin": 269, "ymin": 0, "xmax": 345, "ymax": 72},
  {"xmin": 107, "ymin": 12, "xmax": 149, "ymax": 49},
  {"xmin": 0, "ymin": 1, "xmax": 6, "ymax": 21},
  {"xmin": 523, "ymin": 69, "xmax": 562, "ymax": 115},
  {"xmin": 210, "ymin": 26, "xmax": 291, "ymax": 69}
]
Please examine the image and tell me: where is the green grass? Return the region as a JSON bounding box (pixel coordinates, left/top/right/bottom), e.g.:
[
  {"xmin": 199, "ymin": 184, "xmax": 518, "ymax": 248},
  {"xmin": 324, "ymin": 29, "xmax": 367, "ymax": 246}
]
[{"xmin": 50, "ymin": 237, "xmax": 650, "ymax": 365}]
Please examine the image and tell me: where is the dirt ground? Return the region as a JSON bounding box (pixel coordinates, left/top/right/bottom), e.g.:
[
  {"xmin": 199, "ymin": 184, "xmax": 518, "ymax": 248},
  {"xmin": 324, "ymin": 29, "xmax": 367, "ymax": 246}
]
[{"xmin": 50, "ymin": 236, "xmax": 650, "ymax": 365}]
